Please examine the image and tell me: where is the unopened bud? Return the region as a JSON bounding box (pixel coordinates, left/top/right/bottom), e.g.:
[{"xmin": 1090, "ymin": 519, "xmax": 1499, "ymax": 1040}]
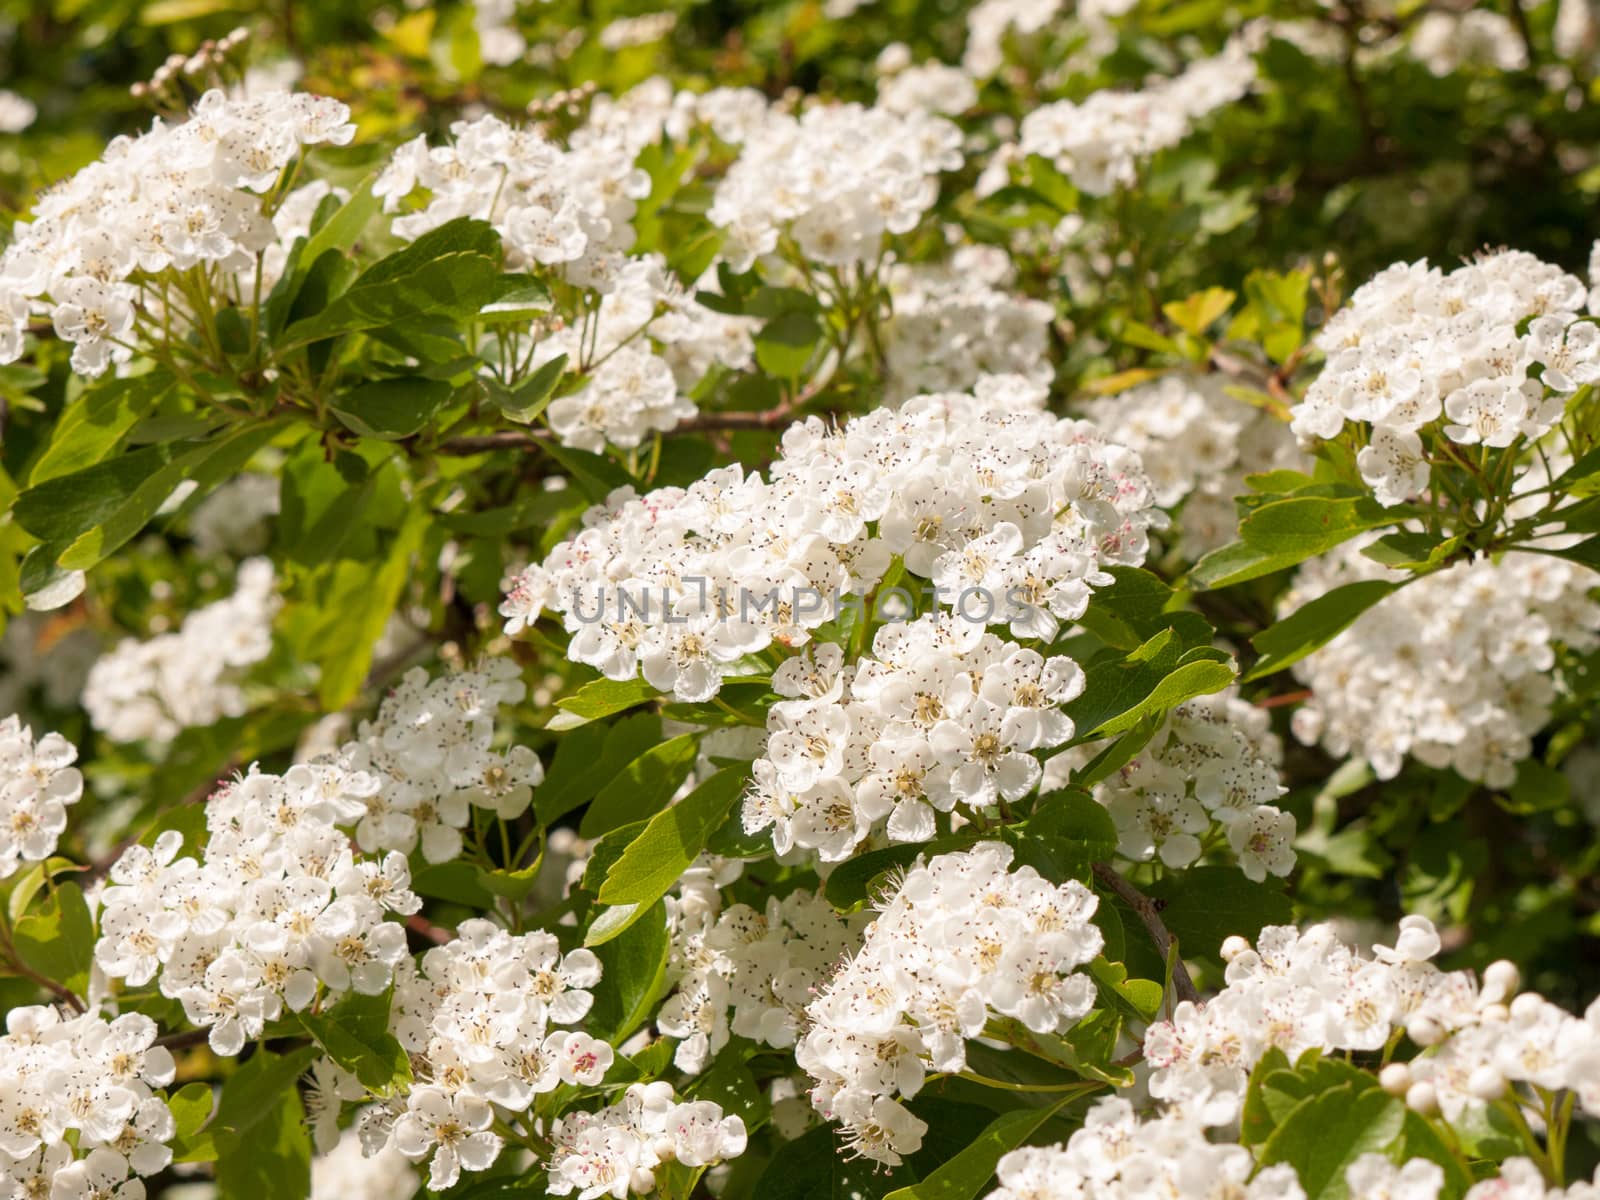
[
  {"xmin": 1482, "ymin": 960, "xmax": 1521, "ymax": 1004},
  {"xmin": 1221, "ymin": 935, "xmax": 1251, "ymax": 963},
  {"xmin": 1468, "ymin": 1066, "xmax": 1506, "ymax": 1101},
  {"xmin": 1510, "ymin": 992, "xmax": 1545, "ymax": 1021},
  {"xmin": 1405, "ymin": 1081, "xmax": 1438, "ymax": 1114},
  {"xmin": 1378, "ymin": 1063, "xmax": 1411, "ymax": 1096},
  {"xmin": 1406, "ymin": 1014, "xmax": 1444, "ymax": 1046},
  {"xmin": 1481, "ymin": 1002, "xmax": 1509, "ymax": 1023}
]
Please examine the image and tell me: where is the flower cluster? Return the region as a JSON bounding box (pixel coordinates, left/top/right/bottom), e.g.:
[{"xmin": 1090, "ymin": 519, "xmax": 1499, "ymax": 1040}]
[
  {"xmin": 1018, "ymin": 35, "xmax": 1258, "ymax": 195},
  {"xmin": 334, "ymin": 658, "xmax": 543, "ymax": 863},
  {"xmin": 1085, "ymin": 371, "xmax": 1302, "ymax": 557},
  {"xmin": 1145, "ymin": 915, "xmax": 1600, "ymax": 1129},
  {"xmin": 93, "ymin": 659, "xmax": 538, "ymax": 1054},
  {"xmin": 796, "ymin": 842, "xmax": 1103, "ymax": 1164},
  {"xmin": 93, "ymin": 777, "xmax": 419, "ymax": 1056},
  {"xmin": 707, "ymin": 101, "xmax": 962, "ymax": 270},
  {"xmin": 1091, "ymin": 692, "xmax": 1294, "ymax": 881},
  {"xmin": 473, "ymin": 0, "xmax": 532, "ymax": 66},
  {"xmin": 1410, "ymin": 10, "xmax": 1528, "ymax": 76},
  {"xmin": 1283, "ymin": 542, "xmax": 1600, "ymax": 785},
  {"xmin": 962, "ymin": 0, "xmax": 1066, "ymax": 77},
  {"xmin": 880, "ymin": 246, "xmax": 1056, "ymax": 401},
  {"xmin": 0, "ymin": 89, "xmax": 353, "ymax": 375},
  {"xmin": 0, "ymin": 717, "xmax": 82, "ymax": 880},
  {"xmin": 377, "ymin": 919, "xmax": 608, "ymax": 1189},
  {"xmin": 376, "ymin": 112, "xmax": 650, "ymax": 293},
  {"xmin": 1460, "ymin": 1159, "xmax": 1600, "ymax": 1200},
  {"xmin": 83, "ymin": 556, "xmax": 281, "ymax": 744},
  {"xmin": 657, "ymin": 859, "xmax": 859, "ymax": 1072},
  {"xmin": 744, "ymin": 625, "xmax": 1085, "ymax": 861},
  {"xmin": 500, "ymin": 383, "xmax": 1161, "ymax": 703},
  {"xmin": 546, "ymin": 1082, "xmax": 747, "ymax": 1199},
  {"xmin": 983, "ymin": 1096, "xmax": 1306, "ymax": 1200},
  {"xmin": 1293, "ymin": 252, "xmax": 1594, "ymax": 506},
  {"xmin": 0, "ymin": 1007, "xmax": 179, "ymax": 1200}
]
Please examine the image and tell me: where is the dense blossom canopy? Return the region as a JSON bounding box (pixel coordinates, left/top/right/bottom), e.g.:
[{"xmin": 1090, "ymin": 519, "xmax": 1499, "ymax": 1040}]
[{"xmin": 0, "ymin": 2, "xmax": 1598, "ymax": 1199}]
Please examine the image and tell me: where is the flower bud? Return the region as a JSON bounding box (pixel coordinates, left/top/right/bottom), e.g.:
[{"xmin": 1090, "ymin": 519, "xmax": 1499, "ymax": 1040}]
[
  {"xmin": 1221, "ymin": 936, "xmax": 1251, "ymax": 963},
  {"xmin": 1406, "ymin": 1014, "xmax": 1445, "ymax": 1046},
  {"xmin": 1378, "ymin": 1063, "xmax": 1411, "ymax": 1096},
  {"xmin": 1481, "ymin": 1002, "xmax": 1509, "ymax": 1023},
  {"xmin": 1510, "ymin": 992, "xmax": 1543, "ymax": 1021},
  {"xmin": 1405, "ymin": 1081, "xmax": 1438, "ymax": 1114},
  {"xmin": 1468, "ymin": 1066, "xmax": 1506, "ymax": 1101},
  {"xmin": 1482, "ymin": 960, "xmax": 1520, "ymax": 1004}
]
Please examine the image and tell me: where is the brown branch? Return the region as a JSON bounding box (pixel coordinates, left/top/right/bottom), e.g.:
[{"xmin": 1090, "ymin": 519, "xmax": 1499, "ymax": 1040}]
[
  {"xmin": 1256, "ymin": 688, "xmax": 1313, "ymax": 710},
  {"xmin": 154, "ymin": 1027, "xmax": 212, "ymax": 1050},
  {"xmin": 0, "ymin": 952, "xmax": 85, "ymax": 1013},
  {"xmin": 407, "ymin": 913, "xmax": 453, "ymax": 945},
  {"xmin": 434, "ymin": 408, "xmax": 806, "ymax": 456},
  {"xmin": 1091, "ymin": 862, "xmax": 1201, "ymax": 1005}
]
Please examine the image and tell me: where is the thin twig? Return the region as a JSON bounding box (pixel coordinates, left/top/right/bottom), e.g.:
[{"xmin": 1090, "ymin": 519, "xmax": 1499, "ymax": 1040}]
[
  {"xmin": 407, "ymin": 913, "xmax": 453, "ymax": 945},
  {"xmin": 434, "ymin": 408, "xmax": 805, "ymax": 456},
  {"xmin": 154, "ymin": 1027, "xmax": 212, "ymax": 1050},
  {"xmin": 1091, "ymin": 862, "xmax": 1201, "ymax": 1005}
]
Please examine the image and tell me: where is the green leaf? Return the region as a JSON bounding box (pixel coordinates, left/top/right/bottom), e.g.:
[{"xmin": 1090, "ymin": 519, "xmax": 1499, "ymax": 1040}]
[
  {"xmin": 596, "ymin": 766, "xmax": 748, "ymax": 908},
  {"xmin": 297, "ymin": 991, "xmax": 411, "ymax": 1091},
  {"xmin": 538, "ymin": 442, "xmax": 635, "ymax": 503},
  {"xmin": 4, "ymin": 857, "xmax": 83, "ymax": 925},
  {"xmin": 579, "ymin": 732, "xmax": 700, "ymax": 838},
  {"xmin": 13, "ymin": 442, "xmax": 185, "ymax": 543},
  {"xmin": 754, "ymin": 1122, "xmax": 914, "ymax": 1200},
  {"xmin": 1023, "ymin": 790, "xmax": 1118, "ymax": 872},
  {"xmin": 1244, "ymin": 579, "xmax": 1397, "ymax": 682},
  {"xmin": 11, "ymin": 881, "xmax": 94, "ymax": 997},
  {"xmin": 62, "ymin": 419, "xmax": 286, "ymax": 571},
  {"xmin": 1116, "ymin": 320, "xmax": 1181, "ymax": 355},
  {"xmin": 1065, "ymin": 628, "xmax": 1235, "ymax": 741},
  {"xmin": 214, "ymin": 1074, "xmax": 312, "ymax": 1200},
  {"xmin": 278, "ymin": 447, "xmax": 379, "ymax": 567},
  {"xmin": 583, "ymin": 902, "xmax": 646, "ymax": 947},
  {"xmin": 1162, "ymin": 288, "xmax": 1235, "ymax": 336},
  {"xmin": 537, "ymin": 714, "xmax": 661, "ymax": 825},
  {"xmin": 588, "ymin": 900, "xmax": 671, "ymax": 1042},
  {"xmin": 555, "ymin": 676, "xmax": 663, "ymax": 722},
  {"xmin": 299, "ymin": 173, "xmax": 382, "ymax": 266},
  {"xmin": 823, "ymin": 835, "xmax": 972, "ymax": 909},
  {"xmin": 494, "ymin": 354, "xmax": 567, "ymax": 423},
  {"xmin": 1146, "ymin": 867, "xmax": 1293, "ymax": 968},
  {"xmin": 1240, "ymin": 1047, "xmax": 1294, "ymax": 1146},
  {"xmin": 478, "ymin": 275, "xmax": 553, "ymax": 323},
  {"xmin": 1392, "ymin": 1111, "xmax": 1473, "ymax": 1199},
  {"xmin": 1360, "ymin": 531, "xmax": 1461, "ymax": 570},
  {"xmin": 27, "ymin": 372, "xmax": 173, "ymax": 485},
  {"xmin": 313, "ymin": 511, "xmax": 425, "ymax": 708},
  {"xmin": 1087, "ymin": 958, "xmax": 1163, "ymax": 1022},
  {"xmin": 1190, "ymin": 496, "xmax": 1396, "ymax": 589},
  {"xmin": 167, "ymin": 1082, "xmax": 216, "ymax": 1141},
  {"xmin": 332, "ymin": 377, "xmax": 453, "ymax": 440},
  {"xmin": 754, "ymin": 311, "xmax": 823, "ymax": 379},
  {"xmin": 210, "ymin": 1044, "xmax": 320, "ymax": 1144},
  {"xmin": 278, "ymin": 217, "xmax": 503, "ymax": 350},
  {"xmin": 883, "ymin": 1093, "xmax": 1077, "ymax": 1200},
  {"xmin": 1073, "ymin": 567, "xmax": 1178, "ymax": 650},
  {"xmin": 1258, "ymin": 1084, "xmax": 1404, "ymax": 1200}
]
